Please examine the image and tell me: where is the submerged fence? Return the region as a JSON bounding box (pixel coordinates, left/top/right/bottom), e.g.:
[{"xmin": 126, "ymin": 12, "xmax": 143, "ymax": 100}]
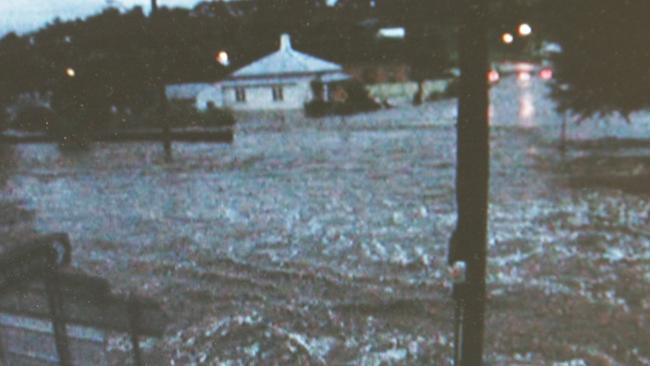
[{"xmin": 0, "ymin": 234, "xmax": 168, "ymax": 365}]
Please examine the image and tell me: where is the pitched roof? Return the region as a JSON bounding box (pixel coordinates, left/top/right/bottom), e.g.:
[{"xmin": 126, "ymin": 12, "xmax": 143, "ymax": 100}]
[
  {"xmin": 229, "ymin": 34, "xmax": 344, "ymax": 79},
  {"xmin": 219, "ymin": 71, "xmax": 350, "ymax": 88}
]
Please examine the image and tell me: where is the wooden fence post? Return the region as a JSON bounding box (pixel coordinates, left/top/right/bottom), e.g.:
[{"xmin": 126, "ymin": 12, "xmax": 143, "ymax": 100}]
[{"xmin": 45, "ymin": 271, "xmax": 73, "ymax": 366}]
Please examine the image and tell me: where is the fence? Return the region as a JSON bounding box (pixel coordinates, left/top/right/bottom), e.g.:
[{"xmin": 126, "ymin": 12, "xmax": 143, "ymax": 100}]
[{"xmin": 0, "ymin": 234, "xmax": 168, "ymax": 365}]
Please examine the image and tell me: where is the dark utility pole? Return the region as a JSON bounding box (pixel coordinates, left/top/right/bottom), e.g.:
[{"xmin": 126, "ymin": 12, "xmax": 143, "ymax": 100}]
[{"xmin": 450, "ymin": 0, "xmax": 489, "ymax": 364}]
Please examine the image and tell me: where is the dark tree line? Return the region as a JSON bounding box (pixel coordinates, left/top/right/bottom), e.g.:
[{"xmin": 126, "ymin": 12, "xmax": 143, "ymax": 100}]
[
  {"xmin": 4, "ymin": 0, "xmax": 642, "ymax": 131},
  {"xmin": 0, "ymin": 6, "xmax": 232, "ymax": 133},
  {"xmin": 0, "ymin": 0, "xmax": 459, "ymax": 132},
  {"xmin": 541, "ymin": 0, "xmax": 650, "ymax": 119}
]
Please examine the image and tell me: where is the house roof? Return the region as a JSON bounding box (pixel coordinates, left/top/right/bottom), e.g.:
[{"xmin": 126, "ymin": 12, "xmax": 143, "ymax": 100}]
[
  {"xmin": 228, "ymin": 34, "xmax": 346, "ymax": 80},
  {"xmin": 219, "ymin": 71, "xmax": 350, "ymax": 88}
]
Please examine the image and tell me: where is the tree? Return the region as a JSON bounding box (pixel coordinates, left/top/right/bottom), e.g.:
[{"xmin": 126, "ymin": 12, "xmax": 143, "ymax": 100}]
[
  {"xmin": 373, "ymin": 0, "xmax": 453, "ymax": 104},
  {"xmin": 0, "ymin": 33, "xmax": 46, "ymax": 107},
  {"xmin": 0, "ymin": 6, "xmax": 234, "ymax": 133},
  {"xmin": 406, "ymin": 25, "xmax": 448, "ymax": 105},
  {"xmin": 544, "ymin": 0, "xmax": 650, "ymax": 118}
]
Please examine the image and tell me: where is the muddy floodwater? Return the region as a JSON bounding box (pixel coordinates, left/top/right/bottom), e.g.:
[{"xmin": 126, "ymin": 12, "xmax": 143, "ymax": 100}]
[{"xmin": 1, "ymin": 75, "xmax": 649, "ymax": 365}]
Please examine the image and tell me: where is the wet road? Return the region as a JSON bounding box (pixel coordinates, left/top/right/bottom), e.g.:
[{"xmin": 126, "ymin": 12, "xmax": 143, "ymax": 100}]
[{"xmin": 1, "ymin": 73, "xmax": 649, "ymax": 365}]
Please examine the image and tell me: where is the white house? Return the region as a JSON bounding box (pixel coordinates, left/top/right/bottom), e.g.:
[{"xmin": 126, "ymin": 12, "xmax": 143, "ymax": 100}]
[{"xmin": 196, "ymin": 33, "xmax": 350, "ymax": 111}]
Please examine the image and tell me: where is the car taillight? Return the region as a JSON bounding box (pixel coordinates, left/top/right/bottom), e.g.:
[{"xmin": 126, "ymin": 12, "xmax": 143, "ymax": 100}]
[{"xmin": 540, "ymin": 68, "xmax": 553, "ymax": 80}]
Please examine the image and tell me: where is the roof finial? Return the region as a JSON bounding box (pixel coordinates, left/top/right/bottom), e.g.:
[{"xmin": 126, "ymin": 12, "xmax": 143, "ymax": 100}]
[{"xmin": 280, "ymin": 33, "xmax": 292, "ymax": 51}]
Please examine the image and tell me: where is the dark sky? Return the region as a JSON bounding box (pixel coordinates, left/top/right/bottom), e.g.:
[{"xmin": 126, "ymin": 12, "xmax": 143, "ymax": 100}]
[{"xmin": 0, "ymin": 0, "xmax": 204, "ymax": 36}]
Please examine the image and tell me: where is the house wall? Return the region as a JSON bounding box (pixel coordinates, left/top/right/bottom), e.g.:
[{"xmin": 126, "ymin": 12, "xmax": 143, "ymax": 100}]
[
  {"xmin": 220, "ymin": 81, "xmax": 314, "ymax": 111},
  {"xmin": 196, "ymin": 86, "xmax": 223, "ymax": 110}
]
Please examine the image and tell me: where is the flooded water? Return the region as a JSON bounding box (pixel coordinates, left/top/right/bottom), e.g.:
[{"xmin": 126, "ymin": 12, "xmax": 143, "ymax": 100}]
[{"xmin": 1, "ymin": 74, "xmax": 649, "ymax": 365}]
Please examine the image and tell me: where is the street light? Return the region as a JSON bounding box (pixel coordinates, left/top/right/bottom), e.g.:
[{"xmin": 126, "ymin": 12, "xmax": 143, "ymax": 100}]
[
  {"xmin": 65, "ymin": 68, "xmax": 76, "ymax": 77},
  {"xmin": 501, "ymin": 33, "xmax": 514, "ymax": 44},
  {"xmin": 518, "ymin": 23, "xmax": 532, "ymax": 37},
  {"xmin": 488, "ymin": 69, "xmax": 500, "ymax": 83},
  {"xmin": 216, "ymin": 51, "xmax": 229, "ymax": 66}
]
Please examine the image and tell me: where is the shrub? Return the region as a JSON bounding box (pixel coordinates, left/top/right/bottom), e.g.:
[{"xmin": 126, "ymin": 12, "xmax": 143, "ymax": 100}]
[
  {"xmin": 335, "ymin": 80, "xmax": 381, "ymax": 115},
  {"xmin": 48, "ymin": 108, "xmax": 93, "ymax": 149},
  {"xmin": 427, "ymin": 78, "xmax": 458, "ymax": 101},
  {"xmin": 443, "ymin": 77, "xmax": 460, "ymax": 98},
  {"xmin": 304, "ymin": 100, "xmax": 333, "ymax": 118},
  {"xmin": 162, "ymin": 102, "xmax": 235, "ymax": 128},
  {"xmin": 14, "ymin": 105, "xmax": 57, "ymax": 132},
  {"xmin": 133, "ymin": 102, "xmax": 235, "ymax": 129},
  {"xmin": 305, "ymin": 80, "xmax": 380, "ymax": 118},
  {"xmin": 201, "ymin": 107, "xmax": 235, "ymax": 128}
]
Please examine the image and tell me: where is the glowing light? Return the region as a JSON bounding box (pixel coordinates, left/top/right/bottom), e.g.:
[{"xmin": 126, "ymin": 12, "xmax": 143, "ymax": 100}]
[
  {"xmin": 65, "ymin": 68, "xmax": 76, "ymax": 77},
  {"xmin": 518, "ymin": 23, "xmax": 532, "ymax": 37},
  {"xmin": 216, "ymin": 51, "xmax": 229, "ymax": 66},
  {"xmin": 515, "ymin": 62, "xmax": 535, "ymax": 73},
  {"xmin": 540, "ymin": 68, "xmax": 553, "ymax": 80},
  {"xmin": 488, "ymin": 70, "xmax": 500, "ymax": 83},
  {"xmin": 377, "ymin": 27, "xmax": 406, "ymax": 39},
  {"xmin": 517, "ymin": 72, "xmax": 531, "ymax": 82},
  {"xmin": 501, "ymin": 33, "xmax": 514, "ymax": 44}
]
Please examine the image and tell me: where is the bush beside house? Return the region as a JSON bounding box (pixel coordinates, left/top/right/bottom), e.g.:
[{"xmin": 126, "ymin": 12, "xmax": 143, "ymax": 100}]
[
  {"xmin": 305, "ymin": 80, "xmax": 380, "ymax": 117},
  {"xmin": 162, "ymin": 103, "xmax": 235, "ymax": 128}
]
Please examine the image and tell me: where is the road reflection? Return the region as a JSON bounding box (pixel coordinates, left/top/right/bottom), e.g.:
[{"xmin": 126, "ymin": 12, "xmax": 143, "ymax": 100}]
[{"xmin": 519, "ymin": 89, "xmax": 536, "ymax": 128}]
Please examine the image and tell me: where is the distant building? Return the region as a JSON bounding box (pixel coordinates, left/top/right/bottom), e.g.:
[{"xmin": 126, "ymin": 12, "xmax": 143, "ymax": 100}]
[
  {"xmin": 165, "ymin": 83, "xmax": 213, "ymax": 104},
  {"xmin": 197, "ymin": 34, "xmax": 350, "ymax": 111},
  {"xmin": 376, "ymin": 27, "xmax": 405, "ymax": 39}
]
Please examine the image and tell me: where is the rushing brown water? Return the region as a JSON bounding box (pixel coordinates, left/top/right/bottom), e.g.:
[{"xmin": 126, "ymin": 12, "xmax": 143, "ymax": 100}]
[{"xmin": 1, "ymin": 73, "xmax": 649, "ymax": 364}]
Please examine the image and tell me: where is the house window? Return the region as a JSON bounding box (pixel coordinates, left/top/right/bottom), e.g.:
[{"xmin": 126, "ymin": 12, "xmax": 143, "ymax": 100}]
[
  {"xmin": 235, "ymin": 87, "xmax": 246, "ymax": 103},
  {"xmin": 311, "ymin": 80, "xmax": 324, "ymax": 101},
  {"xmin": 272, "ymin": 86, "xmax": 284, "ymax": 102}
]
